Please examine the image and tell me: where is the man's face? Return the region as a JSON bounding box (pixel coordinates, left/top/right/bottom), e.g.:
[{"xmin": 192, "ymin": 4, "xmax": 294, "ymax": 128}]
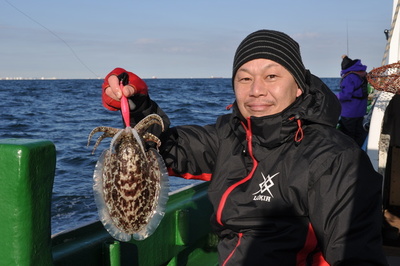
[{"xmin": 234, "ymin": 59, "xmax": 303, "ymax": 118}]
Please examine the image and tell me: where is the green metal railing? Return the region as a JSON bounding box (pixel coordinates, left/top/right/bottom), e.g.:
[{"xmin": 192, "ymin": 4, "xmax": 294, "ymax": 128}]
[
  {"xmin": 0, "ymin": 139, "xmax": 56, "ymax": 266},
  {"xmin": 0, "ymin": 139, "xmax": 217, "ymax": 265},
  {"xmin": 52, "ymin": 181, "xmax": 218, "ymax": 265}
]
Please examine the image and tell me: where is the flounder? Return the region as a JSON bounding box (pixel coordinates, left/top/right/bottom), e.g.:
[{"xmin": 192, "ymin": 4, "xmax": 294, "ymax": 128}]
[{"xmin": 87, "ymin": 114, "xmax": 169, "ymax": 241}]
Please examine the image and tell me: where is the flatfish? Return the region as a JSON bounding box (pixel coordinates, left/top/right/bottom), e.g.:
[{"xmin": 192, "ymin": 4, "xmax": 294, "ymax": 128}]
[{"xmin": 87, "ymin": 114, "xmax": 169, "ymax": 241}]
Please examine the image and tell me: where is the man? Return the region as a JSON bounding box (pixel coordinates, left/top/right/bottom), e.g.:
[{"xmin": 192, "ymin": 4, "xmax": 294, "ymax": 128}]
[
  {"xmin": 102, "ymin": 30, "xmax": 387, "ymax": 265},
  {"xmin": 337, "ymin": 55, "xmax": 369, "ymax": 147}
]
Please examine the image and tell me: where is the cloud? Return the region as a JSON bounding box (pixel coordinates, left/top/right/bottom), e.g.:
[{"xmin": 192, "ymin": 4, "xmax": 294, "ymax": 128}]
[
  {"xmin": 292, "ymin": 32, "xmax": 320, "ymax": 40},
  {"xmin": 133, "ymin": 37, "xmax": 205, "ymax": 54},
  {"xmin": 134, "ymin": 38, "xmax": 158, "ymax": 45}
]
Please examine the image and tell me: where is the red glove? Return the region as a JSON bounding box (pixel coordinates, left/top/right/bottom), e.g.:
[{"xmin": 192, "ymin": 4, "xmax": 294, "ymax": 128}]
[{"xmin": 102, "ymin": 68, "xmax": 148, "ymax": 111}]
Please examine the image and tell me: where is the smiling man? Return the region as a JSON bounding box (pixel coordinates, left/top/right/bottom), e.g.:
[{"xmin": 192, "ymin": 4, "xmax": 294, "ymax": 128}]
[
  {"xmin": 234, "ymin": 59, "xmax": 303, "ymax": 117},
  {"xmin": 102, "ymin": 30, "xmax": 387, "ymax": 265}
]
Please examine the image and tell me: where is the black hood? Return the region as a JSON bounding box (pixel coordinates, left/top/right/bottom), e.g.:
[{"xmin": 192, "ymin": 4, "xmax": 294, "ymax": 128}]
[{"xmin": 293, "ymin": 71, "xmax": 341, "ymax": 127}]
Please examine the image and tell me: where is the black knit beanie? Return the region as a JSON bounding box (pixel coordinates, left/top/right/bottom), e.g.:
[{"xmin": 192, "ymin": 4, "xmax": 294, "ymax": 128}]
[
  {"xmin": 232, "ymin": 29, "xmax": 307, "ymax": 91},
  {"xmin": 341, "ymin": 55, "xmax": 357, "ymax": 70}
]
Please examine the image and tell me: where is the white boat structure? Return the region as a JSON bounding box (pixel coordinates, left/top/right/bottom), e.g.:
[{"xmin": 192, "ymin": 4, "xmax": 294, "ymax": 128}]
[
  {"xmin": 365, "ymin": 0, "xmax": 400, "ymax": 261},
  {"xmin": 366, "ymin": 0, "xmax": 400, "ymax": 173}
]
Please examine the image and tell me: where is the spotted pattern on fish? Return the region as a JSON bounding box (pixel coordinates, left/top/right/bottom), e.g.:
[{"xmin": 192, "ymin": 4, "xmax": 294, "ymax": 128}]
[{"xmin": 87, "ymin": 114, "xmax": 165, "ymax": 235}]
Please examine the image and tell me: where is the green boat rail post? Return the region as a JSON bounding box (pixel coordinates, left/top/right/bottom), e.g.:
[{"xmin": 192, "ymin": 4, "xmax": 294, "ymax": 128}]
[
  {"xmin": 0, "ymin": 139, "xmax": 56, "ymax": 266},
  {"xmin": 104, "ymin": 240, "xmax": 121, "ymax": 266},
  {"xmin": 175, "ymin": 209, "xmax": 189, "ymax": 246}
]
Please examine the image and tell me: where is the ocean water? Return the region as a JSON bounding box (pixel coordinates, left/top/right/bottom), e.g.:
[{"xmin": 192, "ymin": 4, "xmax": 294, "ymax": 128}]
[{"xmin": 0, "ymin": 77, "xmax": 340, "ymax": 235}]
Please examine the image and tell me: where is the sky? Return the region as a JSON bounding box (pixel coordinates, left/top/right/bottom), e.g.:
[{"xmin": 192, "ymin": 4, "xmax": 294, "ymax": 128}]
[{"xmin": 0, "ymin": 0, "xmax": 394, "ymax": 79}]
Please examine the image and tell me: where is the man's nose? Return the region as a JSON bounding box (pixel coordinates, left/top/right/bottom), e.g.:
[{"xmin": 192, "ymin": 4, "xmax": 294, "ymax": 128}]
[{"xmin": 250, "ymin": 78, "xmax": 267, "ymax": 97}]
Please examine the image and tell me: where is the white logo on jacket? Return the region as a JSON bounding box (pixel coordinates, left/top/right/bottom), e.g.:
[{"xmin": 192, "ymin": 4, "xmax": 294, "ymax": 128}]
[{"xmin": 252, "ymin": 172, "xmax": 279, "ymax": 202}]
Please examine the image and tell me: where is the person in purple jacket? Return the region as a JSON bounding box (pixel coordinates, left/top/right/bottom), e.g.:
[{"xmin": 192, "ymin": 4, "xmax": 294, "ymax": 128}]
[{"xmin": 337, "ymin": 55, "xmax": 368, "ymax": 147}]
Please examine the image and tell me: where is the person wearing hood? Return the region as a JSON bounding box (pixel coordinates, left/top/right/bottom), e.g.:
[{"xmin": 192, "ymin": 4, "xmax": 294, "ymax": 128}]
[
  {"xmin": 337, "ymin": 55, "xmax": 368, "ymax": 147},
  {"xmin": 101, "ymin": 30, "xmax": 387, "ymax": 265}
]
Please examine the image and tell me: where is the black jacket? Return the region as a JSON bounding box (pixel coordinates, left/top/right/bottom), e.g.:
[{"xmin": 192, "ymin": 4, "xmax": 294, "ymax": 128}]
[{"xmin": 131, "ymin": 73, "xmax": 387, "ymax": 265}]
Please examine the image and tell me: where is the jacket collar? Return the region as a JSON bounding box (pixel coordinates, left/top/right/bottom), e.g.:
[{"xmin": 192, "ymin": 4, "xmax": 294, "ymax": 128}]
[{"xmin": 230, "ymin": 101, "xmax": 300, "ymax": 149}]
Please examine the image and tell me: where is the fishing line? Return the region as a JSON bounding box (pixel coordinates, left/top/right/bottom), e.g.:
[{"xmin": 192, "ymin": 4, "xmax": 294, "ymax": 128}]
[
  {"xmin": 4, "ymin": 0, "xmax": 100, "ymax": 78},
  {"xmin": 346, "ymin": 21, "xmax": 349, "ymax": 56}
]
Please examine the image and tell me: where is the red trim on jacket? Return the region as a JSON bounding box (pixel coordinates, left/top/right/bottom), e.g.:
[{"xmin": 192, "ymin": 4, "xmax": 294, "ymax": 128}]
[
  {"xmin": 216, "ymin": 118, "xmax": 259, "ymax": 226},
  {"xmin": 296, "ymin": 223, "xmax": 329, "ymax": 266},
  {"xmin": 289, "ymin": 116, "xmax": 304, "ymax": 143},
  {"xmin": 102, "ymin": 68, "xmax": 148, "ymax": 111},
  {"xmin": 222, "ymin": 232, "xmax": 243, "ymax": 266},
  {"xmin": 167, "ymin": 168, "xmax": 212, "ymax": 182}
]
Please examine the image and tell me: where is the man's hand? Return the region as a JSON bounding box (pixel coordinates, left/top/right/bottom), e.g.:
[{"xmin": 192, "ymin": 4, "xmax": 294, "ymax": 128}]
[{"xmin": 105, "ymin": 75, "xmax": 135, "ymax": 101}]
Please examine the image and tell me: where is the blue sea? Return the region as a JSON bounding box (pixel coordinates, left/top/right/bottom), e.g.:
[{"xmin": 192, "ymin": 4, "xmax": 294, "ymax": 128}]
[{"xmin": 0, "ymin": 77, "xmax": 340, "ymax": 235}]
